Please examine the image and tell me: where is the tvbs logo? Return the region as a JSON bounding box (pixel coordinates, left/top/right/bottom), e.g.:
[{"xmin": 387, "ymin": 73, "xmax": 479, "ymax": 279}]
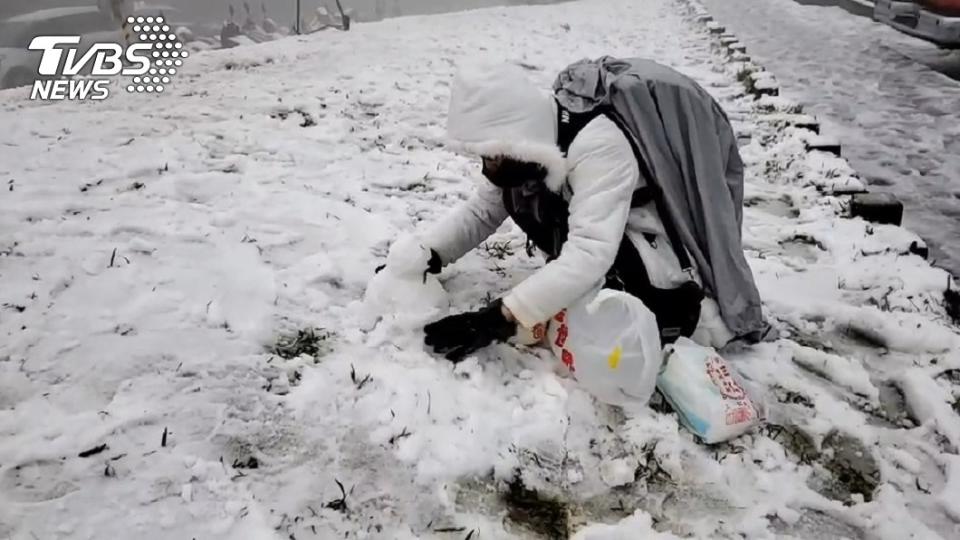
[{"xmin": 28, "ymin": 16, "xmax": 188, "ymax": 101}]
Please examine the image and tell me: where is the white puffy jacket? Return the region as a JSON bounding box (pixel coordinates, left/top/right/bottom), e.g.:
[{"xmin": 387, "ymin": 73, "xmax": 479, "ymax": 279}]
[{"xmin": 419, "ymin": 63, "xmax": 733, "ymax": 348}]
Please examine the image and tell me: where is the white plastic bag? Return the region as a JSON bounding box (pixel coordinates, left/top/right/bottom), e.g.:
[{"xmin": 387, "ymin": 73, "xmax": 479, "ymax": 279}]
[
  {"xmin": 657, "ymin": 337, "xmax": 764, "ymax": 444},
  {"xmin": 545, "ymin": 288, "xmax": 663, "ymax": 406}
]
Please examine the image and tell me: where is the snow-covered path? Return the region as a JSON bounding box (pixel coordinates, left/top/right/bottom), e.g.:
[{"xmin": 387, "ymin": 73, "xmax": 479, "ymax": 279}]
[
  {"xmin": 699, "ymin": 0, "xmax": 960, "ymax": 276},
  {"xmin": 1, "ymin": 0, "xmax": 959, "ymax": 538}
]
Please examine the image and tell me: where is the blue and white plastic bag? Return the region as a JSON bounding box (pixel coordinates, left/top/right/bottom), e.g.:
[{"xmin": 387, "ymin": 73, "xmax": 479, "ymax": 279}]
[{"xmin": 657, "ymin": 337, "xmax": 765, "ymax": 444}]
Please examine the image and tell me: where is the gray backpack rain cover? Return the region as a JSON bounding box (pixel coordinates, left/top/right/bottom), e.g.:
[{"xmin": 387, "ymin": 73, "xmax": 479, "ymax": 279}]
[{"xmin": 553, "ymin": 56, "xmax": 764, "ymax": 338}]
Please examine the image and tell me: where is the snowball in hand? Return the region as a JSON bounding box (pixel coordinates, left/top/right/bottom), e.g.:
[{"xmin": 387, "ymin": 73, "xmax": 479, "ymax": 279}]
[{"xmin": 362, "ymin": 236, "xmax": 449, "ymax": 326}]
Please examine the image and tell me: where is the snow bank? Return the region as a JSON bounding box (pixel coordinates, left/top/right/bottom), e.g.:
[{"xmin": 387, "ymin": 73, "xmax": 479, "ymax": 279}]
[
  {"xmin": 789, "ymin": 343, "xmax": 879, "ymax": 402},
  {"xmin": 829, "ymin": 305, "xmax": 957, "ymax": 354},
  {"xmin": 899, "ymin": 369, "xmax": 960, "ymax": 450}
]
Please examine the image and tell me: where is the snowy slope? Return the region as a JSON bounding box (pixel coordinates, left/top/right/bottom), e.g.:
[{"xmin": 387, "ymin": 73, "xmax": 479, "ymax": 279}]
[
  {"xmin": 698, "ymin": 0, "xmax": 960, "ymax": 276},
  {"xmin": 1, "ymin": 0, "xmax": 959, "ymax": 538}
]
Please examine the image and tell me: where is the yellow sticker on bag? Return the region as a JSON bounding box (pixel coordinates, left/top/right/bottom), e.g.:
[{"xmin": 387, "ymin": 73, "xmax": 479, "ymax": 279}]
[{"xmin": 607, "ymin": 346, "xmax": 622, "ymax": 370}]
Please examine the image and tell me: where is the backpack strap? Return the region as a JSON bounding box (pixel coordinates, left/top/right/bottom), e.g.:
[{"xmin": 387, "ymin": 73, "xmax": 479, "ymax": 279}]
[
  {"xmin": 555, "ymin": 100, "xmax": 696, "ymax": 275},
  {"xmin": 556, "ymin": 100, "xmax": 599, "ymax": 156},
  {"xmin": 557, "ymin": 100, "xmax": 655, "ymax": 207},
  {"xmin": 630, "ymin": 186, "xmax": 656, "ymax": 208},
  {"xmin": 598, "ymin": 105, "xmax": 696, "ymax": 276}
]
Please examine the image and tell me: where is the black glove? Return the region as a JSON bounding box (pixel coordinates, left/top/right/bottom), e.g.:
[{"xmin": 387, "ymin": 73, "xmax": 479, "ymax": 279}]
[
  {"xmin": 424, "ymin": 298, "xmax": 517, "ymax": 362},
  {"xmin": 375, "ymin": 248, "xmax": 443, "ymax": 283}
]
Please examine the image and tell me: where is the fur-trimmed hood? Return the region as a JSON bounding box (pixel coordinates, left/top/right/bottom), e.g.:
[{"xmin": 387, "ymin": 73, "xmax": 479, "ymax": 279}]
[{"xmin": 445, "ymin": 62, "xmax": 567, "ymax": 193}]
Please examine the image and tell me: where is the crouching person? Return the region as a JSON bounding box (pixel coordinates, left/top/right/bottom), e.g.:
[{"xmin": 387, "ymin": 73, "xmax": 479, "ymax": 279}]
[{"xmin": 385, "ymin": 57, "xmax": 766, "ymax": 368}]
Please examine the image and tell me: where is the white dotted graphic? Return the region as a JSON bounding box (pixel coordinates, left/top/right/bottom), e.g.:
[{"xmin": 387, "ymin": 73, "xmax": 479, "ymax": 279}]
[{"xmin": 124, "ymin": 16, "xmax": 186, "ymax": 94}]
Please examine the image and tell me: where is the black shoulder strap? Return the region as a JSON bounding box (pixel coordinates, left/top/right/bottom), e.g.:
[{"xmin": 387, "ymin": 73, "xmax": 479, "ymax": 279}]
[{"xmin": 556, "ymin": 99, "xmax": 599, "ymax": 156}]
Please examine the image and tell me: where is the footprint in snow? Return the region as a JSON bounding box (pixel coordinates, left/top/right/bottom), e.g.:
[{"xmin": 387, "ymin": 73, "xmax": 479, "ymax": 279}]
[{"xmin": 1, "ymin": 459, "xmax": 79, "ymax": 503}]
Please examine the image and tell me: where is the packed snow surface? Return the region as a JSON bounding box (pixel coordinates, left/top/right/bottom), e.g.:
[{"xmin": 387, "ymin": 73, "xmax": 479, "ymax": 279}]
[{"xmin": 1, "ymin": 0, "xmax": 959, "ymax": 538}]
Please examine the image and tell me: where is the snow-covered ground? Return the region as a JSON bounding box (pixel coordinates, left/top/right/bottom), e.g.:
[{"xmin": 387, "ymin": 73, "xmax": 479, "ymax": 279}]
[
  {"xmin": 1, "ymin": 0, "xmax": 959, "ymax": 538},
  {"xmin": 699, "ymin": 0, "xmax": 960, "ymax": 277}
]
